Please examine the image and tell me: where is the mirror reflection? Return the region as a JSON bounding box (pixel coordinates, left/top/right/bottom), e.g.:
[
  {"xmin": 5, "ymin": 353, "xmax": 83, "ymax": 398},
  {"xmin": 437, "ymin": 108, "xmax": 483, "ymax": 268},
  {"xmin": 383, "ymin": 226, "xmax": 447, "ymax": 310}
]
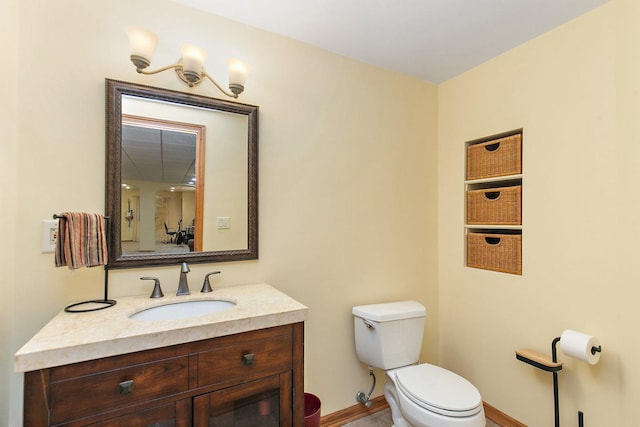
[
  {"xmin": 121, "ymin": 114, "xmax": 203, "ymax": 254},
  {"xmin": 106, "ymin": 79, "xmax": 258, "ymax": 268}
]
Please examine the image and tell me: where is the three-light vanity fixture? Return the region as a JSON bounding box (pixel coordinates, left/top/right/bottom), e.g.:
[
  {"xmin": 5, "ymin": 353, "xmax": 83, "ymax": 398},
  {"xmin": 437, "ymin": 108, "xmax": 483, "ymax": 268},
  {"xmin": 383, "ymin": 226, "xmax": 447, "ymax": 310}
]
[{"xmin": 127, "ymin": 27, "xmax": 248, "ymax": 98}]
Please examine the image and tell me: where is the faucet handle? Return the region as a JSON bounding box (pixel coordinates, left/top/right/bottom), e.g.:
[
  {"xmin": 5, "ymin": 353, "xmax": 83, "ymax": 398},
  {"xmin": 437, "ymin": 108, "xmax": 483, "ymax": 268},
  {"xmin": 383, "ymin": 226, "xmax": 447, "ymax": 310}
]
[
  {"xmin": 140, "ymin": 277, "xmax": 164, "ymax": 298},
  {"xmin": 201, "ymin": 271, "xmax": 221, "ymax": 293}
]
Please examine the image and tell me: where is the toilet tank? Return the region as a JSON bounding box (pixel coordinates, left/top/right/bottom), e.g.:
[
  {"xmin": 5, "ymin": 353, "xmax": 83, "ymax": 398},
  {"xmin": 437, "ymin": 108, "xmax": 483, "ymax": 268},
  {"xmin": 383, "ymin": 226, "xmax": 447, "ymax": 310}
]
[{"xmin": 352, "ymin": 301, "xmax": 426, "ymax": 370}]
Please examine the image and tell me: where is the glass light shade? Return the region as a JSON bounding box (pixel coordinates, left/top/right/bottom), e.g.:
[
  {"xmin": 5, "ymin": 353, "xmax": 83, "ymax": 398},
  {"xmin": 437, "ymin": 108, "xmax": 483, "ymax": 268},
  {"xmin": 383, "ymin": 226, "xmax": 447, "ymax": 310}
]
[
  {"xmin": 228, "ymin": 59, "xmax": 248, "ymax": 86},
  {"xmin": 180, "ymin": 44, "xmax": 208, "ymax": 76},
  {"xmin": 127, "ymin": 27, "xmax": 158, "ymax": 63}
]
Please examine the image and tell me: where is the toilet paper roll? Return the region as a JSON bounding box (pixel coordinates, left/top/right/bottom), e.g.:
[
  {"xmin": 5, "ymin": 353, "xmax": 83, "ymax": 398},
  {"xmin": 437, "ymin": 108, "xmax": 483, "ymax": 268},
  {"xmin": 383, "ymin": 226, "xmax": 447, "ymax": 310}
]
[{"xmin": 559, "ymin": 329, "xmax": 601, "ymax": 365}]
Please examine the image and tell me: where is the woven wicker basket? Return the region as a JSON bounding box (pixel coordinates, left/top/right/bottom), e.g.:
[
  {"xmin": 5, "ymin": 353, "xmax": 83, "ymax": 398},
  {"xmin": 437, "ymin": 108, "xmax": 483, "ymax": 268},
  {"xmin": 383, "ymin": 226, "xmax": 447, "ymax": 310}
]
[
  {"xmin": 467, "ymin": 232, "xmax": 522, "ymax": 275},
  {"xmin": 466, "ymin": 134, "xmax": 522, "ymax": 180},
  {"xmin": 466, "ymin": 185, "xmax": 522, "ymax": 225}
]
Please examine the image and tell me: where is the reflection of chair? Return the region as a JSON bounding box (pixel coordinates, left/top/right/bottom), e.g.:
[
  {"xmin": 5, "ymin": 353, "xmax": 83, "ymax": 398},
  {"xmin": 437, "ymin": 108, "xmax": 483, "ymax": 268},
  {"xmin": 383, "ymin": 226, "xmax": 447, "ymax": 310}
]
[
  {"xmin": 185, "ymin": 225, "xmax": 195, "ymax": 241},
  {"xmin": 164, "ymin": 223, "xmax": 177, "ymax": 244},
  {"xmin": 175, "ymin": 219, "xmax": 186, "ymax": 245}
]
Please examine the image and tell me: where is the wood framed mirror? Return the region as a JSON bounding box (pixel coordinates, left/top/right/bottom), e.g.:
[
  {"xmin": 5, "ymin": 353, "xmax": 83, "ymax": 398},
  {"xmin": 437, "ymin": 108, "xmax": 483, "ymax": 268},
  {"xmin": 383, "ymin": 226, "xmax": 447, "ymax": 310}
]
[{"xmin": 105, "ymin": 79, "xmax": 258, "ymax": 268}]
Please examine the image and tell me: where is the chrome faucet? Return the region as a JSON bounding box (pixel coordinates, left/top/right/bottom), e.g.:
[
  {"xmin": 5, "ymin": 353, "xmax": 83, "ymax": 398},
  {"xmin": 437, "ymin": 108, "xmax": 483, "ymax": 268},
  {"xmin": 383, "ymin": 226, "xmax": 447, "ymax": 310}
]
[
  {"xmin": 176, "ymin": 262, "xmax": 191, "ymax": 296},
  {"xmin": 201, "ymin": 271, "xmax": 221, "ymax": 293}
]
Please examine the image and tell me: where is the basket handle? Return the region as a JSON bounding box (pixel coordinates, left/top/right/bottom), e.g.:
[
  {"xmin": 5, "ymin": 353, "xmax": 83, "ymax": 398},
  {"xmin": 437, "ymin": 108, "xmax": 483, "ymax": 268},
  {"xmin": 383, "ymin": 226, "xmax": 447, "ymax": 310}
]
[
  {"xmin": 484, "ymin": 237, "xmax": 501, "ymax": 245},
  {"xmin": 484, "ymin": 191, "xmax": 501, "ymax": 200},
  {"xmin": 484, "ymin": 142, "xmax": 500, "ymax": 152}
]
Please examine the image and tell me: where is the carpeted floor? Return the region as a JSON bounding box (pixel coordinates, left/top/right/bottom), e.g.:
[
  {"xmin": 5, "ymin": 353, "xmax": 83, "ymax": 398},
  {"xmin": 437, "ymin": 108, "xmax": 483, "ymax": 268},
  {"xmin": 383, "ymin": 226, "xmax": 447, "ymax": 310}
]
[
  {"xmin": 342, "ymin": 408, "xmax": 499, "ymax": 427},
  {"xmin": 121, "ymin": 241, "xmax": 190, "ymax": 254}
]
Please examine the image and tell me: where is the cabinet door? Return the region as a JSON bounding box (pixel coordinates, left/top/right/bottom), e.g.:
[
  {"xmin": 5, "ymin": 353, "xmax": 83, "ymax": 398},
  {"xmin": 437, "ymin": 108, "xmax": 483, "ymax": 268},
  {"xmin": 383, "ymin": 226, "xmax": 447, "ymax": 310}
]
[
  {"xmin": 194, "ymin": 373, "xmax": 292, "ymax": 427},
  {"xmin": 87, "ymin": 399, "xmax": 191, "ymax": 427}
]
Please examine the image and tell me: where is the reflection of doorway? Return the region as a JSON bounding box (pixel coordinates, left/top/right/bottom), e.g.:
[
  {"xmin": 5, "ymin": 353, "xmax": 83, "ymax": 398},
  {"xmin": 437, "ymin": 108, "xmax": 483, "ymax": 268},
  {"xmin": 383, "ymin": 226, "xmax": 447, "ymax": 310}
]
[
  {"xmin": 121, "ymin": 190, "xmax": 140, "ymax": 242},
  {"xmin": 132, "ymin": 196, "xmax": 139, "ymax": 241},
  {"xmin": 128, "ymin": 195, "xmax": 140, "ymax": 242},
  {"xmin": 121, "ymin": 115, "xmax": 205, "ymax": 251},
  {"xmin": 155, "ymin": 196, "xmax": 169, "ymax": 243}
]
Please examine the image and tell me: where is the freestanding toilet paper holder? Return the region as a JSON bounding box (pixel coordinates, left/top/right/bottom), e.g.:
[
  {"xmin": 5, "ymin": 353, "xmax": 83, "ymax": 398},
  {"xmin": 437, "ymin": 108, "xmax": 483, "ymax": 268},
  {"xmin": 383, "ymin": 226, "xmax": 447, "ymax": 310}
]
[{"xmin": 515, "ymin": 336, "xmax": 601, "ymax": 427}]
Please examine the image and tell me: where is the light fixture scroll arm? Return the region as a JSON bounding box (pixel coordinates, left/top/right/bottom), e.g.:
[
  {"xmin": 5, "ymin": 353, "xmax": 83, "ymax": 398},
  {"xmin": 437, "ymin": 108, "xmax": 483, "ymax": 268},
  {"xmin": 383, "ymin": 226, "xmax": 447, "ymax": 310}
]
[
  {"xmin": 135, "ymin": 63, "xmax": 183, "ymax": 77},
  {"xmin": 202, "ymin": 70, "xmax": 240, "ymax": 99}
]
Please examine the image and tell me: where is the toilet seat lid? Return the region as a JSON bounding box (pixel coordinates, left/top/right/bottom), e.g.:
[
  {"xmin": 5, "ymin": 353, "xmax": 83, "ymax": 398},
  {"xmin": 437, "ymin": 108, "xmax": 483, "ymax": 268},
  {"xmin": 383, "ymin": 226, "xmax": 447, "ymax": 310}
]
[{"xmin": 395, "ymin": 364, "xmax": 482, "ymax": 417}]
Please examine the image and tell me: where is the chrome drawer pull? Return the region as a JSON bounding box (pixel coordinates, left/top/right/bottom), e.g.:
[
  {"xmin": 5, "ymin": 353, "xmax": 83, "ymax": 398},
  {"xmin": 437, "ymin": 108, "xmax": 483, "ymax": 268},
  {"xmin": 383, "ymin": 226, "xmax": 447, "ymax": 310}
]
[
  {"xmin": 119, "ymin": 379, "xmax": 135, "ymax": 395},
  {"xmin": 243, "ymin": 353, "xmax": 255, "ymax": 366}
]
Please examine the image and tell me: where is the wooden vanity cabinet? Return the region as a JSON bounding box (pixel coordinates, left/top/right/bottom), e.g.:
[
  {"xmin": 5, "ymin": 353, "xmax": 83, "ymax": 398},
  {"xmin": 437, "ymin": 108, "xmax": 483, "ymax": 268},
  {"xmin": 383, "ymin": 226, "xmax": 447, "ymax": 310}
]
[{"xmin": 23, "ymin": 323, "xmax": 304, "ymax": 427}]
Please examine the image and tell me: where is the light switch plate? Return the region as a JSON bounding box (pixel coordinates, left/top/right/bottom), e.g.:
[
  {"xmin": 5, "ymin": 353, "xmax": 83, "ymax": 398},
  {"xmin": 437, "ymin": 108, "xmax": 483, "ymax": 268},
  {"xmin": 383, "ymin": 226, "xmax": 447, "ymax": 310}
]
[
  {"xmin": 217, "ymin": 217, "xmax": 230, "ymax": 229},
  {"xmin": 42, "ymin": 220, "xmax": 58, "ymax": 253}
]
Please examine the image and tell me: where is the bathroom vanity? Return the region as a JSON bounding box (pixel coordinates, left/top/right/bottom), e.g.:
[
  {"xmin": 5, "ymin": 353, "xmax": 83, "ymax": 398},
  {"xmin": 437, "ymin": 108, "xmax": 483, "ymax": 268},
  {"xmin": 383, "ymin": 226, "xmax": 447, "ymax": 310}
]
[{"xmin": 15, "ymin": 284, "xmax": 307, "ymax": 427}]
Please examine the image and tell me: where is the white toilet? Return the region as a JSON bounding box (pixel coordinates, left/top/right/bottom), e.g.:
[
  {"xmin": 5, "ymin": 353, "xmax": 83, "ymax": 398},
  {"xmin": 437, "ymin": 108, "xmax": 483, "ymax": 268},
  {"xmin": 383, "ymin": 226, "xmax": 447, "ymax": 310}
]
[{"xmin": 353, "ymin": 301, "xmax": 485, "ymax": 427}]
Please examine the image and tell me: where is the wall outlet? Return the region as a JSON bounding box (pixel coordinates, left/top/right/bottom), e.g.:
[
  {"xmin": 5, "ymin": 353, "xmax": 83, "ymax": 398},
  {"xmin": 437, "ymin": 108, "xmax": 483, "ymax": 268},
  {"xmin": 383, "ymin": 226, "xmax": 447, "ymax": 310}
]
[{"xmin": 42, "ymin": 220, "xmax": 58, "ymax": 253}]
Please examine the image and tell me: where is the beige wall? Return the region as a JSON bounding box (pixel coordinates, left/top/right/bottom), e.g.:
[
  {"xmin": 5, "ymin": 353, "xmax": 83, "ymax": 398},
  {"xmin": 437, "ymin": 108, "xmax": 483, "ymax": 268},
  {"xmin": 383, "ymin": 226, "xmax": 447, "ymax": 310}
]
[
  {"xmin": 5, "ymin": 0, "xmax": 438, "ymax": 424},
  {"xmin": 2, "ymin": 0, "xmax": 19, "ymax": 423},
  {"xmin": 614, "ymin": 0, "xmax": 640, "ymax": 423},
  {"xmin": 438, "ymin": 0, "xmax": 639, "ymax": 425}
]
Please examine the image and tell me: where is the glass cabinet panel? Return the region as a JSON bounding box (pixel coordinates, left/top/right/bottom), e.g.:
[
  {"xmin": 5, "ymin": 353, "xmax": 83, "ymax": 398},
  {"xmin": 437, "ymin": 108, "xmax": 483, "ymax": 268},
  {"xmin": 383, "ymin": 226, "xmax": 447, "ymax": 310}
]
[
  {"xmin": 194, "ymin": 374, "xmax": 291, "ymax": 427},
  {"xmin": 211, "ymin": 388, "xmax": 279, "ymax": 426}
]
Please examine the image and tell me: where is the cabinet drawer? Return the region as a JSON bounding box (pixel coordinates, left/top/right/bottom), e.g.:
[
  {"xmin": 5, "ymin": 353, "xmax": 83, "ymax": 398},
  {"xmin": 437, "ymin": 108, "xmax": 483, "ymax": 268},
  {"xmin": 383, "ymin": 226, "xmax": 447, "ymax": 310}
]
[
  {"xmin": 197, "ymin": 332, "xmax": 292, "ymax": 388},
  {"xmin": 466, "ymin": 134, "xmax": 522, "ymax": 180},
  {"xmin": 466, "ymin": 185, "xmax": 521, "ymax": 225},
  {"xmin": 49, "ymin": 356, "xmax": 189, "ymax": 424},
  {"xmin": 467, "ymin": 232, "xmax": 522, "ymax": 275},
  {"xmin": 87, "ymin": 399, "xmax": 191, "ymax": 427}
]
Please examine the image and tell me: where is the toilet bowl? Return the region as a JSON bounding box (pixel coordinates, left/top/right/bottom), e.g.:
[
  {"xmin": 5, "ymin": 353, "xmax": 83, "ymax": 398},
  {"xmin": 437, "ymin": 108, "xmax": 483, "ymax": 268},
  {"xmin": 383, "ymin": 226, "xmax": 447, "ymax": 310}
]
[
  {"xmin": 352, "ymin": 301, "xmax": 485, "ymax": 427},
  {"xmin": 385, "ymin": 365, "xmax": 485, "ymax": 427}
]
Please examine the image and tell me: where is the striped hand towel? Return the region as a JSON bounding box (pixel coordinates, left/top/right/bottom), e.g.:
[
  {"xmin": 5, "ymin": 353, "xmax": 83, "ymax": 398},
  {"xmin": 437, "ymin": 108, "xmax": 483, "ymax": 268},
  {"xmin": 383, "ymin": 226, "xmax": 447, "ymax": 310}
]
[{"xmin": 55, "ymin": 213, "xmax": 108, "ymax": 269}]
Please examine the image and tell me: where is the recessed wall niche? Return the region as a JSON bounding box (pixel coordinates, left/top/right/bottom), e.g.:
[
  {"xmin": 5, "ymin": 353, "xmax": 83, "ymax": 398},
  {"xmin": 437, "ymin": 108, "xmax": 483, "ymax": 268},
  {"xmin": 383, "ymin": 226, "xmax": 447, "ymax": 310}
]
[{"xmin": 464, "ymin": 130, "xmax": 522, "ymax": 275}]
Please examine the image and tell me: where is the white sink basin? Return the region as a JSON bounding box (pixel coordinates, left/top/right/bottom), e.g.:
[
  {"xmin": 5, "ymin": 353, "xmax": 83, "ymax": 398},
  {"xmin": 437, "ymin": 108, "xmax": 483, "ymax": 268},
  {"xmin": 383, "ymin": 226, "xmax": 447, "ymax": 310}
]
[{"xmin": 130, "ymin": 300, "xmax": 236, "ymax": 321}]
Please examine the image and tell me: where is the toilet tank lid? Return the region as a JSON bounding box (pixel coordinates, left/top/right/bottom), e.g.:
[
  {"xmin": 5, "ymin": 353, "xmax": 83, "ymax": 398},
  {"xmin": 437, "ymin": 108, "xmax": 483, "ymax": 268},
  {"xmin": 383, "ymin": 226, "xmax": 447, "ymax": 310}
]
[{"xmin": 352, "ymin": 301, "xmax": 426, "ymax": 322}]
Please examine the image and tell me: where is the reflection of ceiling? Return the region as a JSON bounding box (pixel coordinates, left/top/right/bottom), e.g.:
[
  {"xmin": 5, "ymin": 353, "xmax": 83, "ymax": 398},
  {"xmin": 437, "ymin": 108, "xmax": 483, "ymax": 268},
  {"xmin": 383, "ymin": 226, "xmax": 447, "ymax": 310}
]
[
  {"xmin": 161, "ymin": 185, "xmax": 196, "ymax": 193},
  {"xmin": 122, "ymin": 125, "xmax": 196, "ymax": 186}
]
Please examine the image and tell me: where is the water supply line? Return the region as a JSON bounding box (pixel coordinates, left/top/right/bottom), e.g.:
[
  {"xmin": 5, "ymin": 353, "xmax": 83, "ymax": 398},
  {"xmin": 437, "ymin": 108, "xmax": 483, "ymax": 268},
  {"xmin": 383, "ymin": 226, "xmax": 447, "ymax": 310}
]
[{"xmin": 356, "ymin": 368, "xmax": 376, "ymax": 408}]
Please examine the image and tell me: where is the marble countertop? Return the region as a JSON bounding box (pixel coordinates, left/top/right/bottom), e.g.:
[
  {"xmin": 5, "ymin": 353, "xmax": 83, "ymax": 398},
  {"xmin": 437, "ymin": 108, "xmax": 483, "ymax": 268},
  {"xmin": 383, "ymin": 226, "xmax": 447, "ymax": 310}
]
[{"xmin": 15, "ymin": 283, "xmax": 307, "ymax": 372}]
